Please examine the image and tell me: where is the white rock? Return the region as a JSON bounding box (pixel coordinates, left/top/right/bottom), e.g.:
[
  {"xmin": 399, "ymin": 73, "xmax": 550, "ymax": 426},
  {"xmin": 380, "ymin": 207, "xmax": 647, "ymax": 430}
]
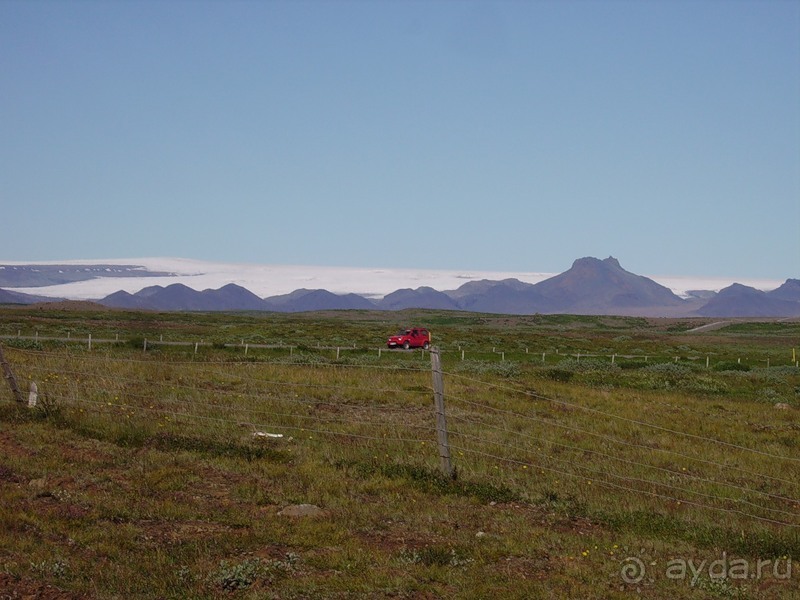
[{"xmin": 278, "ymin": 504, "xmax": 326, "ymax": 517}]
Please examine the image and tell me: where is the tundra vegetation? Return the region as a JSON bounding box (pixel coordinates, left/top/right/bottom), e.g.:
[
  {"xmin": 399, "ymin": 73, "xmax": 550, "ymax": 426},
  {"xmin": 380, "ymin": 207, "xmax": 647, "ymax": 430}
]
[{"xmin": 0, "ymin": 306, "xmax": 798, "ymax": 599}]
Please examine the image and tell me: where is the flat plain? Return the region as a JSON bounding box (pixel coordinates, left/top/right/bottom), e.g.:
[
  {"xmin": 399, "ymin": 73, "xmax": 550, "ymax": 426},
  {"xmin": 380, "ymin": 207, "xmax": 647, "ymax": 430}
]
[{"xmin": 0, "ymin": 305, "xmax": 798, "ymax": 599}]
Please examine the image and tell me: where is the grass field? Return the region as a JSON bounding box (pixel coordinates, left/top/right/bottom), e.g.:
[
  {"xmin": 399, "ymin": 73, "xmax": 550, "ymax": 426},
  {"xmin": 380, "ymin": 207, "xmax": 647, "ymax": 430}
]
[{"xmin": 0, "ymin": 306, "xmax": 798, "ymax": 599}]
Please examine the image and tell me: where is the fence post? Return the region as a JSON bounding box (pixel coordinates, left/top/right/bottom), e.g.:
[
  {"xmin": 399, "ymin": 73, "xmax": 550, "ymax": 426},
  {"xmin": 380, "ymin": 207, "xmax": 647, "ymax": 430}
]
[
  {"xmin": 28, "ymin": 381, "xmax": 38, "ymax": 408},
  {"xmin": 0, "ymin": 343, "xmax": 24, "ymax": 403},
  {"xmin": 430, "ymin": 347, "xmax": 454, "ymax": 479}
]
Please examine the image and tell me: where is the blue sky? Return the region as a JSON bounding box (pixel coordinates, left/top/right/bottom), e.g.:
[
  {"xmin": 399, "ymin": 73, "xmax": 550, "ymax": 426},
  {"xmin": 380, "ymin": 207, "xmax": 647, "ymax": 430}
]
[{"xmin": 2, "ymin": 0, "xmax": 798, "ymax": 280}]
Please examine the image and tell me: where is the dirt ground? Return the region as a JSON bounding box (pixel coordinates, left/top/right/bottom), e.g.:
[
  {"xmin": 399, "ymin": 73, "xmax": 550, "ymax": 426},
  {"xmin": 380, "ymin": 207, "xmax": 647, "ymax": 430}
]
[{"xmin": 0, "ymin": 573, "xmax": 90, "ymax": 600}]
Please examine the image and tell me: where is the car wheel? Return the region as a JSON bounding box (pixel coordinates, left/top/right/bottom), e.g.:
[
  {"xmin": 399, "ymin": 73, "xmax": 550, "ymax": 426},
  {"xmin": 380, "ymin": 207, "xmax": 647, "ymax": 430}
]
[
  {"xmin": 403, "ymin": 341, "xmax": 410, "ymax": 350},
  {"xmin": 423, "ymin": 341, "xmax": 430, "ymax": 350}
]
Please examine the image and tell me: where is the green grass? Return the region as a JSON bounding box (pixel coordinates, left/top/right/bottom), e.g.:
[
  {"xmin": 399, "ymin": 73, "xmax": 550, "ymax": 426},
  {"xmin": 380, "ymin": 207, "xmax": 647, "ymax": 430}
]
[{"xmin": 0, "ymin": 307, "xmax": 799, "ymax": 598}]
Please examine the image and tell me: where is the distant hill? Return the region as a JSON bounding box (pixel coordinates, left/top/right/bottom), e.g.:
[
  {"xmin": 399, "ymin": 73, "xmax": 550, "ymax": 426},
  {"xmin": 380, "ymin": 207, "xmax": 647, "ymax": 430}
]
[
  {"xmin": 377, "ymin": 287, "xmax": 460, "ymax": 311},
  {"xmin": 100, "ymin": 285, "xmax": 376, "ymax": 313},
  {"xmin": 528, "ymin": 256, "xmax": 687, "ymax": 314},
  {"xmin": 696, "ymin": 283, "xmax": 800, "ymax": 317},
  {"xmin": 203, "ymin": 283, "xmax": 269, "ymax": 311},
  {"xmin": 445, "ymin": 278, "xmax": 533, "ymax": 299},
  {"xmin": 448, "ymin": 279, "xmax": 546, "ymax": 314},
  {"xmin": 263, "ymin": 289, "xmax": 375, "ymax": 312},
  {"xmin": 100, "ymin": 289, "xmax": 153, "ymax": 310},
  {"xmin": 0, "ymin": 288, "xmax": 63, "ymax": 305},
  {"xmin": 441, "ymin": 257, "xmax": 689, "ymax": 315},
  {"xmin": 101, "ymin": 283, "xmax": 268, "ymax": 311},
  {"xmin": 2, "ymin": 256, "xmax": 795, "ymax": 317},
  {"xmin": 767, "ymin": 279, "xmax": 800, "ymax": 302}
]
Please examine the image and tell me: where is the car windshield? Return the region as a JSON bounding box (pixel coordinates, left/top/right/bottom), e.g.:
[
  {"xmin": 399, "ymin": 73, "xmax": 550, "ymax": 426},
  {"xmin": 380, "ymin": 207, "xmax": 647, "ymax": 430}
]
[{"xmin": 395, "ymin": 330, "xmax": 410, "ymax": 336}]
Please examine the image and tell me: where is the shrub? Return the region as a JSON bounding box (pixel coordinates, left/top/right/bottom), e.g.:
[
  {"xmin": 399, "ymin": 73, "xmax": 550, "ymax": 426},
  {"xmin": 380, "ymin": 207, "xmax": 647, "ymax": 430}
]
[
  {"xmin": 453, "ymin": 360, "xmax": 520, "ymax": 378},
  {"xmin": 399, "ymin": 545, "xmax": 473, "ymax": 568},
  {"xmin": 616, "ymin": 360, "xmax": 645, "ymax": 370},
  {"xmin": 213, "ymin": 558, "xmax": 264, "ymax": 591},
  {"xmin": 544, "ymin": 368, "xmax": 573, "ymax": 383},
  {"xmin": 127, "ymin": 336, "xmax": 146, "ymax": 350},
  {"xmin": 3, "ymin": 338, "xmax": 43, "ymax": 350},
  {"xmin": 644, "ymin": 362, "xmax": 692, "ymax": 376},
  {"xmin": 713, "ymin": 361, "xmax": 750, "ymax": 372},
  {"xmin": 552, "ymin": 358, "xmax": 618, "ymax": 373}
]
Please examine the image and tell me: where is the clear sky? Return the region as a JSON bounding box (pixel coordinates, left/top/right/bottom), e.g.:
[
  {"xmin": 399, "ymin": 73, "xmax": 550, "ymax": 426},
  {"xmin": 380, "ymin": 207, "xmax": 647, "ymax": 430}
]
[{"xmin": 2, "ymin": 0, "xmax": 798, "ymax": 280}]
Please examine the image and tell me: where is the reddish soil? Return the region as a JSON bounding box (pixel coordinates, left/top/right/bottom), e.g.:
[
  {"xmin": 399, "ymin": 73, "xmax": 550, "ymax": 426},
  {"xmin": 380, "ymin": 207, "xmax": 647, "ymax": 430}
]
[{"xmin": 0, "ymin": 573, "xmax": 90, "ymax": 600}]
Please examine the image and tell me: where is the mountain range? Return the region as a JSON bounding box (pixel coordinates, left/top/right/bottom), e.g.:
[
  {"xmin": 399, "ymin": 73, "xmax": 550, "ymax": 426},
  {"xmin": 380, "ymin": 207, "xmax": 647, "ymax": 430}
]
[{"xmin": 1, "ymin": 257, "xmax": 798, "ymax": 318}]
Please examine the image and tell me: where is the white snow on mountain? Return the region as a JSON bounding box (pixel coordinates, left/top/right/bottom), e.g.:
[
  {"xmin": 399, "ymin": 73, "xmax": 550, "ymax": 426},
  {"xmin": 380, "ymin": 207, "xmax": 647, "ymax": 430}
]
[{"xmin": 2, "ymin": 257, "xmax": 786, "ymax": 301}]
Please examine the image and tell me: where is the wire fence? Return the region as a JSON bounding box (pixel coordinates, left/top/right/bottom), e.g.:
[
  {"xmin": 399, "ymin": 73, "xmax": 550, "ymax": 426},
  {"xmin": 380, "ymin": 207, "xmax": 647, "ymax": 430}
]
[
  {"xmin": 2, "ymin": 331, "xmax": 798, "ymax": 369},
  {"xmin": 2, "ymin": 342, "xmax": 799, "ymax": 533}
]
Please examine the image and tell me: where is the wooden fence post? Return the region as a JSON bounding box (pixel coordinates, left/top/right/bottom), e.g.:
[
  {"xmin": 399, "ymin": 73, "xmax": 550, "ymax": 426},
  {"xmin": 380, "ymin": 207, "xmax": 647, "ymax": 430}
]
[
  {"xmin": 0, "ymin": 343, "xmax": 24, "ymax": 404},
  {"xmin": 430, "ymin": 347, "xmax": 454, "ymax": 479},
  {"xmin": 28, "ymin": 381, "xmax": 38, "ymax": 407}
]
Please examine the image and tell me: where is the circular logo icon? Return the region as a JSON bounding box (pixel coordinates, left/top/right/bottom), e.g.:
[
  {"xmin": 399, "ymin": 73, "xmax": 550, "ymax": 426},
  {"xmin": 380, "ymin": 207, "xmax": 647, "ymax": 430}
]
[{"xmin": 621, "ymin": 556, "xmax": 646, "ymax": 584}]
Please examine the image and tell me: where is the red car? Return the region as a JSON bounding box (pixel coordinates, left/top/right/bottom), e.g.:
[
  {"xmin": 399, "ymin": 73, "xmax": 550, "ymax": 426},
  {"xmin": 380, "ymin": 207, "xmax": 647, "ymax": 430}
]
[{"xmin": 387, "ymin": 327, "xmax": 431, "ymax": 350}]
